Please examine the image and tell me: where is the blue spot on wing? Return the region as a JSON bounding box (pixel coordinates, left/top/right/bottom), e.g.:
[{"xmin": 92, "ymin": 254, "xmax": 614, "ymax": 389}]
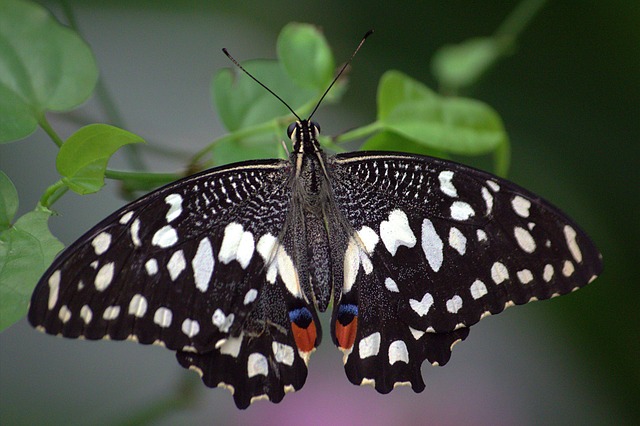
[{"xmin": 289, "ymin": 307, "xmax": 312, "ymax": 327}]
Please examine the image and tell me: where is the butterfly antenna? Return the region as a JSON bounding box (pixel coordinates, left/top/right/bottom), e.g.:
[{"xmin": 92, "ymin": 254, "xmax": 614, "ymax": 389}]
[
  {"xmin": 222, "ymin": 48, "xmax": 302, "ymax": 121},
  {"xmin": 307, "ymin": 29, "xmax": 374, "ymax": 120}
]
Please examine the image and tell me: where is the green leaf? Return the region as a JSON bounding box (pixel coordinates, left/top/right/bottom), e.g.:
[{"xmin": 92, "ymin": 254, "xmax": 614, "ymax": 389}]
[
  {"xmin": 431, "ymin": 36, "xmax": 510, "ymax": 92},
  {"xmin": 377, "ymin": 71, "xmax": 509, "ymax": 157},
  {"xmin": 212, "ymin": 23, "xmax": 343, "ymax": 134},
  {"xmin": 210, "ymin": 130, "xmax": 284, "ymax": 165},
  {"xmin": 377, "ymin": 70, "xmax": 438, "ymax": 120},
  {"xmin": 57, "ymin": 124, "xmax": 145, "ymax": 194},
  {"xmin": 277, "ymin": 23, "xmax": 334, "ymax": 90},
  {"xmin": 0, "ymin": 208, "xmax": 63, "ymax": 331},
  {"xmin": 0, "ymin": 0, "xmax": 98, "ymax": 143},
  {"xmin": 0, "ymin": 171, "xmax": 19, "ymax": 231},
  {"xmin": 213, "ymin": 61, "xmax": 318, "ymax": 132}
]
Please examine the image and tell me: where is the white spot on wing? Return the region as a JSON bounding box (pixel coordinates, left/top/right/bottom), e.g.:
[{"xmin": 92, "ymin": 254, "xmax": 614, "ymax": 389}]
[
  {"xmin": 272, "ymin": 342, "xmax": 295, "ymax": 366},
  {"xmin": 256, "ymin": 233, "xmax": 301, "ymax": 298},
  {"xmin": 357, "ymin": 226, "xmax": 379, "ymax": 253},
  {"xmin": 128, "ymin": 294, "xmax": 148, "ymax": 318},
  {"xmin": 181, "ymin": 318, "xmax": 200, "ymax": 337},
  {"xmin": 48, "ymin": 270, "xmax": 61, "ymax": 310},
  {"xmin": 192, "ymin": 237, "xmax": 214, "ymax": 292},
  {"xmin": 450, "ymin": 201, "xmax": 475, "ymax": 221},
  {"xmin": 359, "ymin": 332, "xmax": 381, "ymax": 358},
  {"xmin": 343, "ymin": 238, "xmax": 366, "ymax": 294},
  {"xmin": 119, "ymin": 211, "xmax": 133, "ymax": 224},
  {"xmin": 95, "ymin": 262, "xmax": 115, "ymax": 291},
  {"xmin": 257, "ymin": 233, "xmax": 278, "ymax": 282},
  {"xmin": 167, "ymin": 250, "xmax": 186, "ymax": 281},
  {"xmin": 219, "ymin": 335, "xmax": 243, "ymax": 358},
  {"xmin": 491, "ymin": 262, "xmax": 509, "ymax": 284},
  {"xmin": 563, "ymin": 225, "xmax": 583, "ymax": 263},
  {"xmin": 562, "ymin": 260, "xmax": 575, "ymax": 277},
  {"xmin": 103, "ymin": 305, "xmax": 121, "ymax": 320},
  {"xmin": 257, "ymin": 233, "xmax": 277, "ymax": 263},
  {"xmin": 91, "ymin": 232, "xmax": 111, "ymax": 255},
  {"xmin": 470, "ymin": 279, "xmax": 487, "ymax": 299},
  {"xmin": 421, "ymin": 219, "xmax": 444, "ymax": 272},
  {"xmin": 80, "ymin": 305, "xmax": 93, "ymax": 324},
  {"xmin": 130, "ymin": 218, "xmax": 141, "ymax": 247},
  {"xmin": 247, "ymin": 353, "xmax": 269, "ymax": 378},
  {"xmin": 164, "ymin": 193, "xmax": 183, "ymax": 223},
  {"xmin": 481, "ymin": 187, "xmax": 493, "ymax": 215},
  {"xmin": 220, "ymin": 334, "xmax": 243, "ymax": 358},
  {"xmin": 218, "ymin": 222, "xmax": 255, "ymax": 269},
  {"xmin": 486, "ymin": 180, "xmax": 500, "ymax": 192},
  {"xmin": 438, "ymin": 170, "xmax": 458, "ymax": 197},
  {"xmin": 514, "ymin": 226, "xmax": 536, "ymax": 253},
  {"xmin": 410, "ymin": 292, "xmax": 434, "ymax": 317},
  {"xmin": 380, "ymin": 209, "xmax": 416, "ymax": 256},
  {"xmin": 236, "ymin": 231, "xmax": 255, "ymax": 269},
  {"xmin": 154, "ymin": 307, "xmax": 173, "ymax": 327},
  {"xmin": 244, "ymin": 289, "xmax": 258, "ymax": 305},
  {"xmin": 446, "ymin": 295, "xmax": 463, "ymax": 313},
  {"xmin": 145, "ymin": 258, "xmax": 158, "ymax": 276},
  {"xmin": 385, "ymin": 277, "xmax": 399, "ymax": 292},
  {"xmin": 212, "ymin": 309, "xmax": 235, "ymax": 333},
  {"xmin": 388, "ymin": 340, "xmax": 409, "ymax": 365},
  {"xmin": 511, "ymin": 196, "xmax": 531, "ymax": 218},
  {"xmin": 58, "ymin": 305, "xmax": 71, "ymax": 323},
  {"xmin": 477, "ymin": 229, "xmax": 488, "ymax": 242},
  {"xmin": 448, "ymin": 227, "xmax": 467, "ymax": 255},
  {"xmin": 543, "ymin": 264, "xmax": 554, "ymax": 282},
  {"xmin": 517, "ymin": 269, "xmax": 534, "ymax": 284},
  {"xmin": 152, "ymin": 225, "xmax": 178, "ymax": 248},
  {"xmin": 409, "ymin": 327, "xmax": 425, "ymax": 340},
  {"xmin": 275, "ymin": 245, "xmax": 301, "ymax": 297}
]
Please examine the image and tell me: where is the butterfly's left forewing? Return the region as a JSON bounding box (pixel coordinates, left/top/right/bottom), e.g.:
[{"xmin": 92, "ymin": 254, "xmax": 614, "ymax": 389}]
[{"xmin": 328, "ymin": 152, "xmax": 601, "ymax": 390}]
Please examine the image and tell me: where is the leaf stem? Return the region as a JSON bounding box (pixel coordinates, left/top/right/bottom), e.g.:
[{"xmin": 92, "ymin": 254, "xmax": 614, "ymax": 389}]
[
  {"xmin": 190, "ymin": 120, "xmax": 283, "ymax": 168},
  {"xmin": 38, "ymin": 115, "xmax": 65, "ymax": 147},
  {"xmin": 40, "ymin": 180, "xmax": 69, "ymax": 208},
  {"xmin": 333, "ymin": 121, "xmax": 382, "ymax": 144}
]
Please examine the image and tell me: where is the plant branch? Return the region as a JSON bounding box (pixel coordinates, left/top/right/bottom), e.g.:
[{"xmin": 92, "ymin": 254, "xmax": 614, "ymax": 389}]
[{"xmin": 38, "ymin": 115, "xmax": 65, "ymax": 147}]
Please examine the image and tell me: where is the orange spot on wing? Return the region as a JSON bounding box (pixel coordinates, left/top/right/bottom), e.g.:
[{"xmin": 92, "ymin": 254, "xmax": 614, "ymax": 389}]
[
  {"xmin": 291, "ymin": 320, "xmax": 317, "ymax": 353},
  {"xmin": 335, "ymin": 316, "xmax": 358, "ymax": 350}
]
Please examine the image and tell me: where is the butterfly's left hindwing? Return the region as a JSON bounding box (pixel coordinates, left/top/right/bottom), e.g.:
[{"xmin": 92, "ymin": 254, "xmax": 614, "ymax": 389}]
[{"xmin": 328, "ymin": 152, "xmax": 602, "ymax": 390}]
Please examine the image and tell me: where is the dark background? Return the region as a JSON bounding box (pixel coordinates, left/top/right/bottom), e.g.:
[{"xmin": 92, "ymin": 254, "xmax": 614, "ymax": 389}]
[{"xmin": 1, "ymin": 1, "xmax": 638, "ymax": 425}]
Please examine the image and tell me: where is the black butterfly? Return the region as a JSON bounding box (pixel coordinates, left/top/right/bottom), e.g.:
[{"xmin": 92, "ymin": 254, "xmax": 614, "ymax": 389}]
[{"xmin": 28, "ymin": 32, "xmax": 602, "ymax": 409}]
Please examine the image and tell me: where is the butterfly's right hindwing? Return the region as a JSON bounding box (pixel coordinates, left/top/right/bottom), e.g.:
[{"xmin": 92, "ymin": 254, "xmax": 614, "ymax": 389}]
[{"xmin": 28, "ymin": 159, "xmax": 291, "ymax": 355}]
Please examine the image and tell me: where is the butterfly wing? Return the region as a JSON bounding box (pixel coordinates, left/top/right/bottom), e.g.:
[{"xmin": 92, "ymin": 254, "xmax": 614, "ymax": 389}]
[
  {"xmin": 328, "ymin": 151, "xmax": 602, "ymax": 391},
  {"xmin": 28, "ymin": 159, "xmax": 319, "ymax": 406}
]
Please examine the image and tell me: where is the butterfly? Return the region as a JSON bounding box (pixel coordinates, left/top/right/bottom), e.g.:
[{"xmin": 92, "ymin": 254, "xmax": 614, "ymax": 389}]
[{"xmin": 28, "ymin": 31, "xmax": 602, "ymax": 409}]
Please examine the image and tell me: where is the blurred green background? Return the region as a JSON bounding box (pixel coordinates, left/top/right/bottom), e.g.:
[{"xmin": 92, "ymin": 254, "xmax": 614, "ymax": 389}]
[{"xmin": 1, "ymin": 0, "xmax": 638, "ymax": 425}]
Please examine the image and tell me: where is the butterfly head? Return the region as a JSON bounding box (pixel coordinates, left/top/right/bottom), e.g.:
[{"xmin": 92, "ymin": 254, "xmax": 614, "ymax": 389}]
[{"xmin": 287, "ymin": 120, "xmax": 322, "ymax": 154}]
